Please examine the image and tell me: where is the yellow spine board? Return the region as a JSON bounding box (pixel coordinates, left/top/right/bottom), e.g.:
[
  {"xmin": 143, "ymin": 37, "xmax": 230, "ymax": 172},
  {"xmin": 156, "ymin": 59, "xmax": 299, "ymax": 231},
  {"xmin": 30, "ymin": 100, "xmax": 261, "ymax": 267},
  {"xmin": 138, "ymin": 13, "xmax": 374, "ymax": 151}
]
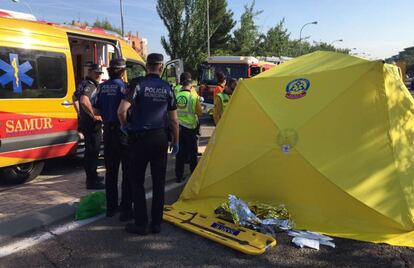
[{"xmin": 163, "ymin": 206, "xmax": 276, "ymax": 255}]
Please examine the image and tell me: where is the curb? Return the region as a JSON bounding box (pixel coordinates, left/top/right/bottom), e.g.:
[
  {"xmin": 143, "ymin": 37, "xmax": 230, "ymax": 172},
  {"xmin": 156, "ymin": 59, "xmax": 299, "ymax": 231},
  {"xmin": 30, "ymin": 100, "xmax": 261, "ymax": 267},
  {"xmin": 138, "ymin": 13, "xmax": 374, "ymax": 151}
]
[
  {"xmin": 0, "ymin": 202, "xmax": 76, "ymax": 244},
  {"xmin": 0, "ymin": 167, "xmax": 185, "ymax": 246}
]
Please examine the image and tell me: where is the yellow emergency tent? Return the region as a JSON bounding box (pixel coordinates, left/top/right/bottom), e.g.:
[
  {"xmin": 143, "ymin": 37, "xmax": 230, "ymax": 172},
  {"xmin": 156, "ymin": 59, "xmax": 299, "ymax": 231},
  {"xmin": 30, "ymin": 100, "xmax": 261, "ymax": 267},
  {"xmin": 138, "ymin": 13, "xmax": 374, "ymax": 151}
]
[{"xmin": 172, "ymin": 51, "xmax": 414, "ymax": 247}]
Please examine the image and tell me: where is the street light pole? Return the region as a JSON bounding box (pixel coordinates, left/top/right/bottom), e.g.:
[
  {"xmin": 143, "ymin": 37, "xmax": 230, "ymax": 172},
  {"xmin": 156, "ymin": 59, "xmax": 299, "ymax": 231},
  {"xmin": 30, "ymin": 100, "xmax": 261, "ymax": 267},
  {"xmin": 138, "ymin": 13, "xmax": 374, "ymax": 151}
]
[
  {"xmin": 11, "ymin": 0, "xmax": 34, "ymax": 16},
  {"xmin": 299, "ymin": 21, "xmax": 318, "ymax": 55},
  {"xmin": 207, "ymin": 0, "xmax": 210, "ymax": 57},
  {"xmin": 120, "ymin": 0, "xmax": 125, "ymax": 37}
]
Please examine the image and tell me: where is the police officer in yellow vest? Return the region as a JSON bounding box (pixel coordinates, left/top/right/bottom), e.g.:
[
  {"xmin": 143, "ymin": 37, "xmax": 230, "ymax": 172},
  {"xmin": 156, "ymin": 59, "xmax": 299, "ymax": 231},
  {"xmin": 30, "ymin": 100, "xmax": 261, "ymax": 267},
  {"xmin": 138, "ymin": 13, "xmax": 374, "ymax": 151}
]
[
  {"xmin": 213, "ymin": 78, "xmax": 237, "ymax": 125},
  {"xmin": 174, "ymin": 74, "xmax": 198, "ymax": 97},
  {"xmin": 175, "ymin": 72, "xmax": 203, "ymax": 182}
]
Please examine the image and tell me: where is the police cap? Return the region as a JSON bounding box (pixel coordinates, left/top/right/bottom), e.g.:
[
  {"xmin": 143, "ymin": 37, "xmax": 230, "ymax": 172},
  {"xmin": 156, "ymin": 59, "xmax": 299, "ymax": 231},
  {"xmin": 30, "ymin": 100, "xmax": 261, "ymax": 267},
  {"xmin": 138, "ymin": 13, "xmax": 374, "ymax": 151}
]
[
  {"xmin": 88, "ymin": 63, "xmax": 103, "ymax": 74},
  {"xmin": 109, "ymin": 58, "xmax": 126, "ymax": 69},
  {"xmin": 147, "ymin": 53, "xmax": 164, "ymax": 64}
]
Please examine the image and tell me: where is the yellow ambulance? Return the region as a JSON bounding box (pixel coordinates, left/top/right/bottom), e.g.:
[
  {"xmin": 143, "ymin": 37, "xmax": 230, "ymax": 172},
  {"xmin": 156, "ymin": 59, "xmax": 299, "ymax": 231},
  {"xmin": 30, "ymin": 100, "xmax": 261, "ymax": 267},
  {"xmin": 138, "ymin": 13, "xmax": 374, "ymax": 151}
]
[{"xmin": 0, "ymin": 16, "xmax": 150, "ymax": 184}]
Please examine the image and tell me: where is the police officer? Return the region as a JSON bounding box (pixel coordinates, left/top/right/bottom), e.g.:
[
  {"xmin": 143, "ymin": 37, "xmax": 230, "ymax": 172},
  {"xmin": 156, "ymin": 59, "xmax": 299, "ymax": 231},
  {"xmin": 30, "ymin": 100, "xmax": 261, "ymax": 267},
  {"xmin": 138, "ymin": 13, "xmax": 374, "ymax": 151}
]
[
  {"xmin": 74, "ymin": 64, "xmax": 104, "ymax": 190},
  {"xmin": 93, "ymin": 59, "xmax": 133, "ymax": 220},
  {"xmin": 118, "ymin": 53, "xmax": 179, "ymax": 235},
  {"xmin": 175, "ymin": 72, "xmax": 202, "ymax": 182},
  {"xmin": 174, "ymin": 75, "xmax": 199, "ymax": 97},
  {"xmin": 175, "ymin": 72, "xmax": 202, "ymax": 156}
]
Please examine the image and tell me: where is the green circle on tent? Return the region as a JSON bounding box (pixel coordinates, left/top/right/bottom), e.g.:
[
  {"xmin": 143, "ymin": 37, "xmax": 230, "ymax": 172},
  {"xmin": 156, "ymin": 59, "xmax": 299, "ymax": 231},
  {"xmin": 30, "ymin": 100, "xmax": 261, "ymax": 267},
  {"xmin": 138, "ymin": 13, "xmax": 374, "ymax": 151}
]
[{"xmin": 277, "ymin": 129, "xmax": 299, "ymax": 148}]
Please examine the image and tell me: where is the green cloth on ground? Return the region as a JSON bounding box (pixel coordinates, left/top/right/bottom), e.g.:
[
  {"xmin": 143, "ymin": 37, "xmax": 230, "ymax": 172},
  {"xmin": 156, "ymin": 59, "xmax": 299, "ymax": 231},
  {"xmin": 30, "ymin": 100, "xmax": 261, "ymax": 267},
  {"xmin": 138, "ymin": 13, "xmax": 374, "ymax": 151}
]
[{"xmin": 75, "ymin": 192, "xmax": 106, "ymax": 220}]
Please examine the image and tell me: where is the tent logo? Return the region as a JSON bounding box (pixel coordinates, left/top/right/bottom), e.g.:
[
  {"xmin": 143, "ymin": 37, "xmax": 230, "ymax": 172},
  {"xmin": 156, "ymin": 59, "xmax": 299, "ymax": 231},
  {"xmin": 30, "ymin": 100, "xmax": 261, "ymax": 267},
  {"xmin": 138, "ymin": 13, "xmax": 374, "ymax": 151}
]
[{"xmin": 285, "ymin": 78, "xmax": 310, "ymax": 99}]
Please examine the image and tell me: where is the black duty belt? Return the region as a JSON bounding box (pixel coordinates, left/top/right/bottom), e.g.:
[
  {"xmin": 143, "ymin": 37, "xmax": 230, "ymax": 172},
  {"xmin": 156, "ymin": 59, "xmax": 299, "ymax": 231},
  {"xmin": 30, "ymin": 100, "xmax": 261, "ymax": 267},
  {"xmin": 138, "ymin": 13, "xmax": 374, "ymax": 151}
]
[
  {"xmin": 129, "ymin": 128, "xmax": 166, "ymax": 138},
  {"xmin": 103, "ymin": 122, "xmax": 120, "ymax": 131}
]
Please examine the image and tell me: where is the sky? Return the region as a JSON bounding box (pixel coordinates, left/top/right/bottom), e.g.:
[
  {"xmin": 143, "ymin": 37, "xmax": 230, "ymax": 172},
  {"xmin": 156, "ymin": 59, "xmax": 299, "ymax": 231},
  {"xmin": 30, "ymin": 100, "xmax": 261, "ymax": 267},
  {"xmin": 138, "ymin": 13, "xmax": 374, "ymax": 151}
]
[{"xmin": 1, "ymin": 0, "xmax": 413, "ymax": 60}]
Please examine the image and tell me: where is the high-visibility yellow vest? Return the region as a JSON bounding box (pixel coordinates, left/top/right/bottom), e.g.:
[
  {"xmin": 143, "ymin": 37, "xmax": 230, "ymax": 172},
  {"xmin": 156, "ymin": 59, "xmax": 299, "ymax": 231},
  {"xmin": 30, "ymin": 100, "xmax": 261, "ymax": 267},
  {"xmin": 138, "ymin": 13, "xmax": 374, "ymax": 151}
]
[
  {"xmin": 176, "ymin": 90, "xmax": 198, "ymax": 129},
  {"xmin": 217, "ymin": 92, "xmax": 230, "ymax": 114},
  {"xmin": 175, "ymin": 84, "xmax": 198, "ymax": 98},
  {"xmin": 174, "ymin": 85, "xmax": 182, "ymax": 96}
]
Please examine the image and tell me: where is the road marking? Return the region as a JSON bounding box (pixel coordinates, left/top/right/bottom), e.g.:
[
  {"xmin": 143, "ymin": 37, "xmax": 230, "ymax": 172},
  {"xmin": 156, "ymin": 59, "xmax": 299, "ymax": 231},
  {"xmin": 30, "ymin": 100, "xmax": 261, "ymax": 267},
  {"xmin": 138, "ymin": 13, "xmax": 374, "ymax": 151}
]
[
  {"xmin": 0, "ymin": 215, "xmax": 104, "ymax": 259},
  {"xmin": 0, "ymin": 182, "xmax": 183, "ymax": 259}
]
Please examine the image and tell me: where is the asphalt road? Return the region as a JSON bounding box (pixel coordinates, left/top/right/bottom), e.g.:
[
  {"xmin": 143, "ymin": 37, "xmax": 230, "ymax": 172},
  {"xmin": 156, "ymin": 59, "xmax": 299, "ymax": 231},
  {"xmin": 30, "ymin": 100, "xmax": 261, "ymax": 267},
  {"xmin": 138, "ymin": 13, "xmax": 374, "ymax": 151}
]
[{"xmin": 1, "ymin": 186, "xmax": 413, "ymax": 268}]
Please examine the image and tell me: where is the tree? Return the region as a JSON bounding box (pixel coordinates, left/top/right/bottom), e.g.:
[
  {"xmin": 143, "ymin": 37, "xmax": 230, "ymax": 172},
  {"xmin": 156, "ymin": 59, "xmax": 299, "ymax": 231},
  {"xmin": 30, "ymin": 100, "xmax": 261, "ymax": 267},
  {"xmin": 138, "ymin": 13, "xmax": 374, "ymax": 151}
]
[
  {"xmin": 257, "ymin": 18, "xmax": 291, "ymax": 56},
  {"xmin": 304, "ymin": 41, "xmax": 350, "ymax": 55},
  {"xmin": 93, "ymin": 18, "xmax": 122, "ymax": 35},
  {"xmin": 157, "ymin": 0, "xmax": 235, "ymax": 74},
  {"xmin": 208, "ymin": 0, "xmax": 236, "ymax": 53},
  {"xmin": 157, "ymin": 0, "xmax": 187, "ymax": 59},
  {"xmin": 185, "ymin": 0, "xmax": 235, "ymax": 71},
  {"xmin": 285, "ymin": 39, "xmax": 302, "ymax": 57},
  {"xmin": 286, "ymin": 40, "xmax": 350, "ymax": 57},
  {"xmin": 231, "ymin": 0, "xmax": 262, "ymax": 55},
  {"xmin": 64, "ymin": 18, "xmax": 122, "ymax": 35},
  {"xmin": 157, "ymin": 0, "xmax": 204, "ymax": 73},
  {"xmin": 388, "ymin": 47, "xmax": 414, "ymax": 77},
  {"xmin": 157, "ymin": 0, "xmax": 352, "ymax": 73}
]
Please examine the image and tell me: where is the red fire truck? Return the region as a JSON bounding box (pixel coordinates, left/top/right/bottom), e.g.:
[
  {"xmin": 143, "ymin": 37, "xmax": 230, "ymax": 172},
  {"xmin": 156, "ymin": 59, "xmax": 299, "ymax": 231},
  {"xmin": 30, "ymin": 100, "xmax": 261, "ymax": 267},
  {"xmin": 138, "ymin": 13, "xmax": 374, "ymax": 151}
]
[{"xmin": 198, "ymin": 56, "xmax": 275, "ymax": 114}]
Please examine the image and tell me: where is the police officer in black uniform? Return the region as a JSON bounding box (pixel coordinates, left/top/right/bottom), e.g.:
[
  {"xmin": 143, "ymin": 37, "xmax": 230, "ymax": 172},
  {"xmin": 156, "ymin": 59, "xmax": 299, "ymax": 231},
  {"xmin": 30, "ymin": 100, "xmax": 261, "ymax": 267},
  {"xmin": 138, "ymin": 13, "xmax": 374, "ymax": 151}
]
[
  {"xmin": 74, "ymin": 64, "xmax": 105, "ymax": 190},
  {"xmin": 118, "ymin": 53, "xmax": 179, "ymax": 235},
  {"xmin": 93, "ymin": 59, "xmax": 133, "ymax": 220}
]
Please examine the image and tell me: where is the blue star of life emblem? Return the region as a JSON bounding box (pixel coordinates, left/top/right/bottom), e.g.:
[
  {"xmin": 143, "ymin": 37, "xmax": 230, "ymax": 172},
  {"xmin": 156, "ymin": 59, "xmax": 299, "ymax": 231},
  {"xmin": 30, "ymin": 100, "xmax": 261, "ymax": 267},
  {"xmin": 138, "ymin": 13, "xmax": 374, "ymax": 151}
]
[{"xmin": 0, "ymin": 53, "xmax": 34, "ymax": 93}]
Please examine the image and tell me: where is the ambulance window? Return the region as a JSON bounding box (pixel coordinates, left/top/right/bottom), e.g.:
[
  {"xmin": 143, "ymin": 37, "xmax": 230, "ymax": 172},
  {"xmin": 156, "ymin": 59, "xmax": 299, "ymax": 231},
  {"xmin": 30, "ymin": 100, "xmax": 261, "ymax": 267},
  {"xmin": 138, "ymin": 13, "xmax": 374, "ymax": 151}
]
[
  {"xmin": 0, "ymin": 47, "xmax": 67, "ymax": 99},
  {"xmin": 37, "ymin": 56, "xmax": 67, "ymax": 95},
  {"xmin": 162, "ymin": 63, "xmax": 178, "ymax": 86},
  {"xmin": 250, "ymin": 66, "xmax": 261, "ymax": 77},
  {"xmin": 126, "ymin": 61, "xmax": 146, "ymax": 81}
]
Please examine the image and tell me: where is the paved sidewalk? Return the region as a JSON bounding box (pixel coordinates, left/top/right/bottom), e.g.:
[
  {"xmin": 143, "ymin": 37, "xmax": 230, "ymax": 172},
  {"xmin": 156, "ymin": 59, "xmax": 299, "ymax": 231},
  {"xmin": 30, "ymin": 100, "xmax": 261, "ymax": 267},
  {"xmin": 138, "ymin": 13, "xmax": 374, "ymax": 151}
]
[
  {"xmin": 0, "ymin": 167, "xmax": 89, "ymax": 223},
  {"xmin": 0, "ymin": 124, "xmax": 213, "ymax": 225},
  {"xmin": 0, "ymin": 154, "xmax": 203, "ymax": 225}
]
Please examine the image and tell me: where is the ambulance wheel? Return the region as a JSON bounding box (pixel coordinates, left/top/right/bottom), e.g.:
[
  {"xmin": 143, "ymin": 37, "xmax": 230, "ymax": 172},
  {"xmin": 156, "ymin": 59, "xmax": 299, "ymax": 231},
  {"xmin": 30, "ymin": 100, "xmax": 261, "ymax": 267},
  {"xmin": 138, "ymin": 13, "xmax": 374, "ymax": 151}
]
[{"xmin": 0, "ymin": 161, "xmax": 44, "ymax": 185}]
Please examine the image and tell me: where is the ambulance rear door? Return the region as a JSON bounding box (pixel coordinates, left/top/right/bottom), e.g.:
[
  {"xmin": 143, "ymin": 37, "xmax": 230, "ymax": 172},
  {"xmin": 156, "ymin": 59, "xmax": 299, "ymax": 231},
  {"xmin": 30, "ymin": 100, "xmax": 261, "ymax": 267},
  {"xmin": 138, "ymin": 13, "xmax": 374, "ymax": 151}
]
[{"xmin": 162, "ymin": 59, "xmax": 184, "ymax": 88}]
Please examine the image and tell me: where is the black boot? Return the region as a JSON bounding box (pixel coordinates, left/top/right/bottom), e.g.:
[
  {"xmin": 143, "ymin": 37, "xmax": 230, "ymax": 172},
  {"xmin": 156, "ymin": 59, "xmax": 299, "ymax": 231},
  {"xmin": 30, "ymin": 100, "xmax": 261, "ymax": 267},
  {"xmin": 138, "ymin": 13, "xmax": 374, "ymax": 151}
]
[
  {"xmin": 125, "ymin": 223, "xmax": 148, "ymax": 235},
  {"xmin": 119, "ymin": 210, "xmax": 134, "ymax": 222},
  {"xmin": 106, "ymin": 209, "xmax": 117, "ymax": 217},
  {"xmin": 151, "ymin": 224, "xmax": 161, "ymax": 234}
]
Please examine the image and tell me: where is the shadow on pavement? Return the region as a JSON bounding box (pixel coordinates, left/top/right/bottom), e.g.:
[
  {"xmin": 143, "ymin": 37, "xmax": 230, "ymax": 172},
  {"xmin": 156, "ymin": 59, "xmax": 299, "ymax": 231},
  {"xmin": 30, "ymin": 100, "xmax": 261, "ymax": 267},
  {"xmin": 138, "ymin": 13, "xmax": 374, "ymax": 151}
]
[{"xmin": 2, "ymin": 215, "xmax": 412, "ymax": 267}]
